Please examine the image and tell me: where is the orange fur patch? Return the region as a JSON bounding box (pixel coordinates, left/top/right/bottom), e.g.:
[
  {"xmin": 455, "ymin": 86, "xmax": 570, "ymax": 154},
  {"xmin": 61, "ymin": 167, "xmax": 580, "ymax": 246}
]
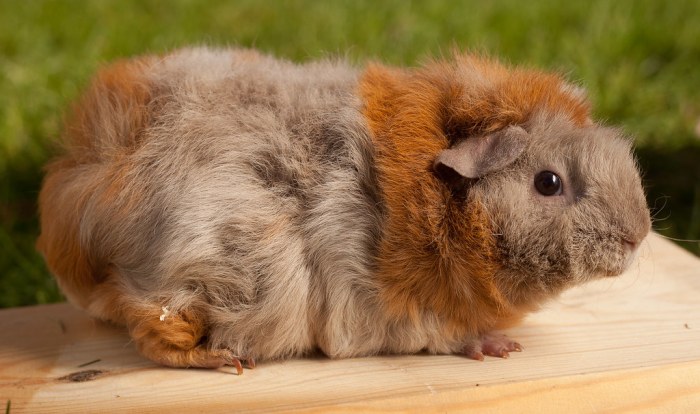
[
  {"xmin": 443, "ymin": 55, "xmax": 591, "ymax": 136},
  {"xmin": 39, "ymin": 55, "xmax": 240, "ymax": 369},
  {"xmin": 360, "ymin": 55, "xmax": 590, "ymax": 339},
  {"xmin": 90, "ymin": 282, "xmax": 227, "ymax": 369},
  {"xmin": 37, "ymin": 57, "xmax": 155, "ymax": 309},
  {"xmin": 66, "ymin": 58, "xmax": 155, "ymax": 156},
  {"xmin": 127, "ymin": 303, "xmax": 217, "ymax": 368}
]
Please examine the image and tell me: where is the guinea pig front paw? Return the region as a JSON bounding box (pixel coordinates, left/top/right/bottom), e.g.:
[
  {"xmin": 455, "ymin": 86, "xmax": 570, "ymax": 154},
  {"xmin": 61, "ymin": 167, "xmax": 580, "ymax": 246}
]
[{"xmin": 460, "ymin": 333, "xmax": 523, "ymax": 361}]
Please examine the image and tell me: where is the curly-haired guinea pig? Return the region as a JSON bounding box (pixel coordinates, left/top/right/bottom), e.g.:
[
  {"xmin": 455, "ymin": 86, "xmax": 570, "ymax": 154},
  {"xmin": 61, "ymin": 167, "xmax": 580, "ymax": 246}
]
[{"xmin": 38, "ymin": 48, "xmax": 651, "ymax": 374}]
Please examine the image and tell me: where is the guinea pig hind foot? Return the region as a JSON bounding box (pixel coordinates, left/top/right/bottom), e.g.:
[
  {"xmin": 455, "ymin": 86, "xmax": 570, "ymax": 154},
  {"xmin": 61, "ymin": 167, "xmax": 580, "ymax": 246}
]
[
  {"xmin": 460, "ymin": 333, "xmax": 523, "ymax": 361},
  {"xmin": 160, "ymin": 348, "xmax": 255, "ymax": 375},
  {"xmin": 126, "ymin": 305, "xmax": 254, "ymax": 374}
]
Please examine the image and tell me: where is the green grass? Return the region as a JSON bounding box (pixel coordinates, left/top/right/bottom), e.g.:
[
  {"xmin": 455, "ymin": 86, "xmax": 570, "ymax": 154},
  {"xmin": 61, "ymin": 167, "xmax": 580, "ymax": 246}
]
[{"xmin": 1, "ymin": 0, "xmax": 699, "ymax": 308}]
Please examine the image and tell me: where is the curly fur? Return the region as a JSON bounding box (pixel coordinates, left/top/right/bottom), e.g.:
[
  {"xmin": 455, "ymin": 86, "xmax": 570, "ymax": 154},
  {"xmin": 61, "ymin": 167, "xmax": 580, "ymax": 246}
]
[{"xmin": 38, "ymin": 47, "xmax": 650, "ymax": 367}]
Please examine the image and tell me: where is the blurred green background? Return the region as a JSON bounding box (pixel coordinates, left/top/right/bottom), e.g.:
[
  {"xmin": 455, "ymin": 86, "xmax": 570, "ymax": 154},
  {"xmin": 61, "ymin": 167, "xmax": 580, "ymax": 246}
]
[{"xmin": 1, "ymin": 0, "xmax": 699, "ymax": 308}]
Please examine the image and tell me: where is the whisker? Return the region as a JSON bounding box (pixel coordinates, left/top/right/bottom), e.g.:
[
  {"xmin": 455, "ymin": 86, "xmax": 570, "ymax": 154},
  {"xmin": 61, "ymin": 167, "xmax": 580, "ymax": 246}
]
[
  {"xmin": 650, "ymin": 215, "xmax": 670, "ymax": 224},
  {"xmin": 650, "ymin": 196, "xmax": 670, "ymax": 221},
  {"xmin": 651, "ymin": 195, "xmax": 670, "ymax": 210},
  {"xmin": 653, "ymin": 233, "xmax": 700, "ymax": 243}
]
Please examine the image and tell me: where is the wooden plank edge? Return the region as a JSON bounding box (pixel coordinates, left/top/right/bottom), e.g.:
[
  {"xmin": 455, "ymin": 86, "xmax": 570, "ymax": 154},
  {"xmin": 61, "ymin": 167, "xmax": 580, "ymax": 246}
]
[{"xmin": 289, "ymin": 360, "xmax": 700, "ymax": 414}]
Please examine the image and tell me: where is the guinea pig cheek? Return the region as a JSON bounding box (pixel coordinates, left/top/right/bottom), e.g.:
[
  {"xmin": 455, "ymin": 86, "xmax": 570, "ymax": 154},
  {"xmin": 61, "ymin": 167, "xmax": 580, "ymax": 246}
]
[{"xmin": 489, "ymin": 178, "xmax": 571, "ymax": 269}]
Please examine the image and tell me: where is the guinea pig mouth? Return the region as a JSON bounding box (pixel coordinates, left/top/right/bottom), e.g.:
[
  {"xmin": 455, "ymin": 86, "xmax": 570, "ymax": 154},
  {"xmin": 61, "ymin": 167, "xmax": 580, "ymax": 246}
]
[
  {"xmin": 595, "ymin": 243, "xmax": 640, "ymax": 278},
  {"xmin": 590, "ymin": 262, "xmax": 626, "ymax": 279},
  {"xmin": 602, "ymin": 267, "xmax": 625, "ymax": 278}
]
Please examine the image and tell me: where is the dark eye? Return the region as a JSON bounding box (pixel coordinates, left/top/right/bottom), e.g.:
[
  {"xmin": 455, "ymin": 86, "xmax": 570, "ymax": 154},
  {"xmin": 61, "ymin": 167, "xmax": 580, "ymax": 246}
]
[{"xmin": 534, "ymin": 171, "xmax": 563, "ymax": 196}]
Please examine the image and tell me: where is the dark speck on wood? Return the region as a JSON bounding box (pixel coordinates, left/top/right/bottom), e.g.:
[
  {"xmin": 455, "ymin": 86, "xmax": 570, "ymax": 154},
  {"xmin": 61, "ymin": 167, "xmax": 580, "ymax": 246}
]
[
  {"xmin": 59, "ymin": 370, "xmax": 105, "ymax": 382},
  {"xmin": 77, "ymin": 359, "xmax": 101, "ymax": 368}
]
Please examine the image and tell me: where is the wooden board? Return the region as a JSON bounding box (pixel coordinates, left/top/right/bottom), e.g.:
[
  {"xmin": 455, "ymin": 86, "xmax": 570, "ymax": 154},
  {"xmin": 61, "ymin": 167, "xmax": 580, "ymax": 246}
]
[{"xmin": 1, "ymin": 232, "xmax": 699, "ymax": 413}]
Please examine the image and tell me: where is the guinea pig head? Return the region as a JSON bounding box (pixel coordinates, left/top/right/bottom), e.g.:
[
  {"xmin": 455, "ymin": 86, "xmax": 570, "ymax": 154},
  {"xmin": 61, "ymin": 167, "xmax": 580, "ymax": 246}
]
[{"xmin": 435, "ymin": 112, "xmax": 652, "ymax": 306}]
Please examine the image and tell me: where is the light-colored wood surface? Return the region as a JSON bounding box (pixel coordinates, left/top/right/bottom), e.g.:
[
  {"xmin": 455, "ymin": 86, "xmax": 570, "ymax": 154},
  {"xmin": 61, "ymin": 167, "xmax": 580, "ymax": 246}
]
[{"xmin": 1, "ymin": 233, "xmax": 699, "ymax": 413}]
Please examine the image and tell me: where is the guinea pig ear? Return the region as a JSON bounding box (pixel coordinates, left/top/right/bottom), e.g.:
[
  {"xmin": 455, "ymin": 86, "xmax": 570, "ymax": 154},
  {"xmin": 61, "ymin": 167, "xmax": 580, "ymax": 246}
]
[{"xmin": 434, "ymin": 125, "xmax": 528, "ymax": 179}]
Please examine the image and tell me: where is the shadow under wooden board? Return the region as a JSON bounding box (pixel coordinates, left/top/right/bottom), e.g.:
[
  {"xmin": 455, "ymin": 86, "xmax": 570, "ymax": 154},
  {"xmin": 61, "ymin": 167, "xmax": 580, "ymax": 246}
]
[{"xmin": 1, "ymin": 233, "xmax": 699, "ymax": 413}]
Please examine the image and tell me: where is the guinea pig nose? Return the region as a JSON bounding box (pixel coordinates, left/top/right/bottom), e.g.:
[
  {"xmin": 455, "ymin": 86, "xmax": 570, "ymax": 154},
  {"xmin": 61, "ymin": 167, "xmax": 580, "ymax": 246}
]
[{"xmin": 622, "ymin": 238, "xmax": 638, "ymax": 253}]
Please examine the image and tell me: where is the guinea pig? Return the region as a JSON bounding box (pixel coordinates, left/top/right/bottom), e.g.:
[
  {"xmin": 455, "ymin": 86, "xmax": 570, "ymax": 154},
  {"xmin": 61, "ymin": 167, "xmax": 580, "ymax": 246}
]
[{"xmin": 37, "ymin": 47, "xmax": 651, "ymax": 374}]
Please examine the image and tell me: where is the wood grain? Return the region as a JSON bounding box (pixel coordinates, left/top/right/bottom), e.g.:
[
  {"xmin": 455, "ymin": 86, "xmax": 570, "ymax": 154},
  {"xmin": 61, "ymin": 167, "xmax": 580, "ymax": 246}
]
[{"xmin": 1, "ymin": 233, "xmax": 699, "ymax": 413}]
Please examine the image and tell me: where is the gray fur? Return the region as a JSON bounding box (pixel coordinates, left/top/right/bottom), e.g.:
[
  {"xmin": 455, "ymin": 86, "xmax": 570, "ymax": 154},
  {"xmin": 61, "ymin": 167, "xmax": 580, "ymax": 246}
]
[{"xmin": 134, "ymin": 48, "xmax": 388, "ymax": 359}]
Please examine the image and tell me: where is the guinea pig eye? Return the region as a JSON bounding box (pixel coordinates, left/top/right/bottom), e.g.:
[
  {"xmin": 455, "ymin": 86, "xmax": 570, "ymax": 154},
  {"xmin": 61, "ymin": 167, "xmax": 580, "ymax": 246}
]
[{"xmin": 534, "ymin": 171, "xmax": 563, "ymax": 196}]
